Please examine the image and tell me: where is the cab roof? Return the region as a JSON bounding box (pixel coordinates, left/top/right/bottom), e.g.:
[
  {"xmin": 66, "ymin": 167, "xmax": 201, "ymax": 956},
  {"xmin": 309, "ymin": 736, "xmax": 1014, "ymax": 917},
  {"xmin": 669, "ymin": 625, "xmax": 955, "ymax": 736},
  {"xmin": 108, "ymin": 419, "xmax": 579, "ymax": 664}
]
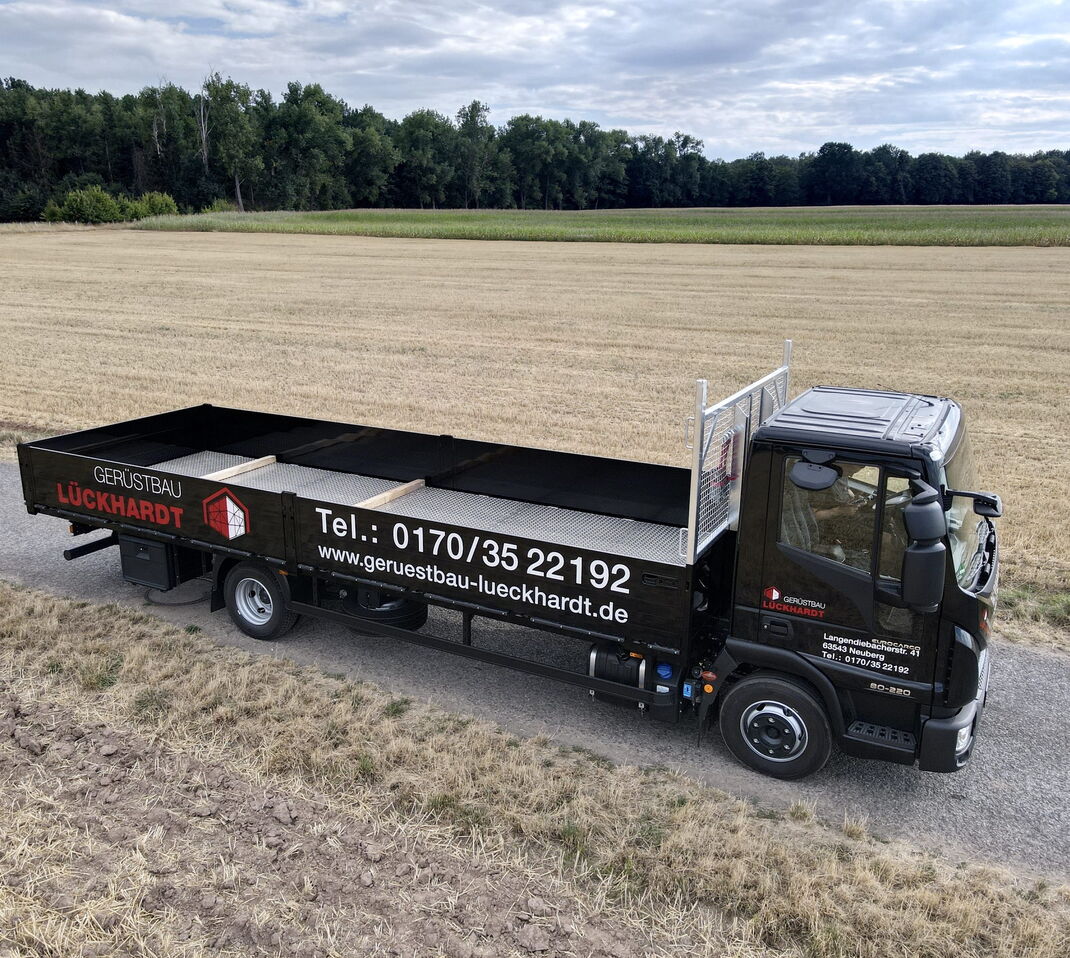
[{"xmin": 754, "ymin": 386, "xmax": 958, "ymax": 457}]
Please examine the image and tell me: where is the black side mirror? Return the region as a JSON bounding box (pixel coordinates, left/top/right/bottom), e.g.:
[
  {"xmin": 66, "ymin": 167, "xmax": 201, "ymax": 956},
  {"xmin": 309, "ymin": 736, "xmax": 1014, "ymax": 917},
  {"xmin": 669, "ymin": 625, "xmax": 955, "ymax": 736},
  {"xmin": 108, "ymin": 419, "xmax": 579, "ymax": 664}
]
[
  {"xmin": 901, "ymin": 480, "xmax": 946, "ymax": 613},
  {"xmin": 904, "ymin": 481, "xmax": 947, "ymax": 541},
  {"xmin": 901, "ymin": 543, "xmax": 945, "ymax": 612},
  {"xmin": 789, "ymin": 460, "xmax": 840, "ymax": 491}
]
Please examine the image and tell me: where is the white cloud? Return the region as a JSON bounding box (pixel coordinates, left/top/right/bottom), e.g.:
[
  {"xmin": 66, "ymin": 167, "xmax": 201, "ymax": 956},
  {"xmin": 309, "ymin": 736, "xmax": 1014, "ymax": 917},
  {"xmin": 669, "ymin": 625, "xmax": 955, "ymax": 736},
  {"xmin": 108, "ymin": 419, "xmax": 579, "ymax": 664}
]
[{"xmin": 0, "ymin": 0, "xmax": 1066, "ymax": 157}]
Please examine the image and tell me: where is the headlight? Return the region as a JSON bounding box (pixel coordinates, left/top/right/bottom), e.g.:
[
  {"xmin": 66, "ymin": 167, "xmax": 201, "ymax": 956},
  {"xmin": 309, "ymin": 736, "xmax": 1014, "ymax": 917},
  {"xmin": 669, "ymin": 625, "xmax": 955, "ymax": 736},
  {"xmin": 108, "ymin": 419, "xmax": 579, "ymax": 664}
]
[{"xmin": 955, "ymin": 725, "xmax": 972, "ymax": 751}]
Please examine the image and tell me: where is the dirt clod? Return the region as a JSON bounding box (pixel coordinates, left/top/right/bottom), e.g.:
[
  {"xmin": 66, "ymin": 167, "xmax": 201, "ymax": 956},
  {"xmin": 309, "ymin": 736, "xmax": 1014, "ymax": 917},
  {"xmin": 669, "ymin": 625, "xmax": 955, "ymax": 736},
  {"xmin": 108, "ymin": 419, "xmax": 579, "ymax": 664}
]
[
  {"xmin": 14, "ymin": 731, "xmax": 44, "ymax": 755},
  {"xmin": 271, "ymin": 799, "xmax": 296, "ymax": 824},
  {"xmin": 516, "ymin": 924, "xmax": 552, "ymax": 952},
  {"xmin": 526, "ymin": 895, "xmax": 552, "ymax": 916}
]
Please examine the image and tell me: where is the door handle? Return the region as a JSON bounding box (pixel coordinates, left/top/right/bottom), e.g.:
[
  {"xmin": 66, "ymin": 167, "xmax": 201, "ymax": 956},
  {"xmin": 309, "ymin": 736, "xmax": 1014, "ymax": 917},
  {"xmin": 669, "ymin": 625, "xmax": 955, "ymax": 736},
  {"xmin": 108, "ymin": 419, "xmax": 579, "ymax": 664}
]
[{"xmin": 760, "ymin": 616, "xmax": 793, "ymax": 641}]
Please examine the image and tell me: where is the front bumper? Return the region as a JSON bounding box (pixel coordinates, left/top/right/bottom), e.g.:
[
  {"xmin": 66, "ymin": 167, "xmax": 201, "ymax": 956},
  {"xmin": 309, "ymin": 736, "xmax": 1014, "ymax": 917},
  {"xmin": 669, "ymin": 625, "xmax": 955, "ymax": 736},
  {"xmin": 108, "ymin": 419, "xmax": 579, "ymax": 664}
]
[{"xmin": 918, "ymin": 644, "xmax": 990, "ymax": 772}]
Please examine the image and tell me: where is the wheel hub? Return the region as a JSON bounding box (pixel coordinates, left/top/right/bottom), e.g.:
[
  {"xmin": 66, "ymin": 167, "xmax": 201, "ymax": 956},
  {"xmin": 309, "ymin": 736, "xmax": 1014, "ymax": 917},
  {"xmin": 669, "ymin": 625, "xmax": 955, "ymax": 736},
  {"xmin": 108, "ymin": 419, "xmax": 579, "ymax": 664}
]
[
  {"xmin": 740, "ymin": 700, "xmax": 807, "ymax": 762},
  {"xmin": 234, "ymin": 577, "xmax": 273, "ymax": 626}
]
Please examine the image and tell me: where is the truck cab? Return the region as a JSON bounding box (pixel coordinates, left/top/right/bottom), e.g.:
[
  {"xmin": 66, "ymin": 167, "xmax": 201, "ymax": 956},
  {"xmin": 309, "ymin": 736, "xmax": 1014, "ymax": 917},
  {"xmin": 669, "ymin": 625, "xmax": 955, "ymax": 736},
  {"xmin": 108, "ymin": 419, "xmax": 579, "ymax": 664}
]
[{"xmin": 719, "ymin": 385, "xmax": 998, "ymax": 777}]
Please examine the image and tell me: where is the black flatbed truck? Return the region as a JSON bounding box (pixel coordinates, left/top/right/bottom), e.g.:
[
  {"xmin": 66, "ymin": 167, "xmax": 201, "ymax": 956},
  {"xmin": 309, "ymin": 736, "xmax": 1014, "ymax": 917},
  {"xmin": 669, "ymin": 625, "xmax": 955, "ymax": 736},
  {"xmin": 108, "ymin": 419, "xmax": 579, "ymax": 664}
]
[{"xmin": 17, "ymin": 342, "xmax": 1001, "ymax": 779}]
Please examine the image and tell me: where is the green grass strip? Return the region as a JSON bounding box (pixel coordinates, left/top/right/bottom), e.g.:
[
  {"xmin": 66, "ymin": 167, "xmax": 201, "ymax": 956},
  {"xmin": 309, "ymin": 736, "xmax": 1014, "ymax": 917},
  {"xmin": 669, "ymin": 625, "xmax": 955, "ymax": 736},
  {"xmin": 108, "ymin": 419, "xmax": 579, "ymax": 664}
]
[{"xmin": 133, "ymin": 206, "xmax": 1070, "ymax": 246}]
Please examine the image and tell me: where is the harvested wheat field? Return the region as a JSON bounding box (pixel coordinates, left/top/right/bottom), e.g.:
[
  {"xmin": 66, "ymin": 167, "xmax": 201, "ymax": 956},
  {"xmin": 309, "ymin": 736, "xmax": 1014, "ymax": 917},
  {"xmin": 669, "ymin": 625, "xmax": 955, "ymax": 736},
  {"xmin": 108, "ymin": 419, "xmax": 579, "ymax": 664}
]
[{"xmin": 1, "ymin": 229, "xmax": 1069, "ymax": 641}]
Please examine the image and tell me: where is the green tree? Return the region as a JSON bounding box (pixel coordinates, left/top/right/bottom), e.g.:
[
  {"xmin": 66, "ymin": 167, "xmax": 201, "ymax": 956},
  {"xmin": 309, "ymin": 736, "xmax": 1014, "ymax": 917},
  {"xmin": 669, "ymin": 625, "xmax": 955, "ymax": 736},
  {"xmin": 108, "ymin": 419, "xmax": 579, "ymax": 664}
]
[
  {"xmin": 859, "ymin": 144, "xmax": 911, "ymax": 204},
  {"xmin": 671, "ymin": 133, "xmax": 705, "ymax": 205},
  {"xmin": 201, "ymin": 73, "xmax": 262, "ymax": 211},
  {"xmin": 344, "ymin": 105, "xmax": 398, "ymax": 206},
  {"xmin": 1028, "ymin": 157, "xmax": 1059, "ymax": 203},
  {"xmin": 265, "ymin": 83, "xmax": 351, "ymax": 209},
  {"xmin": 770, "ymin": 156, "xmax": 801, "ymax": 205},
  {"xmin": 627, "ymin": 135, "xmax": 676, "ymax": 206},
  {"xmin": 954, "ymin": 155, "xmax": 979, "ymax": 203},
  {"xmin": 455, "ymin": 100, "xmax": 499, "ymax": 208},
  {"xmin": 500, "ymin": 115, "xmax": 554, "ymax": 209},
  {"xmin": 738, "ymin": 152, "xmax": 774, "ymax": 205},
  {"xmin": 911, "ymin": 153, "xmax": 960, "ymax": 203},
  {"xmin": 973, "ymin": 151, "xmax": 1011, "ymax": 203},
  {"xmin": 392, "ymin": 109, "xmax": 456, "ymax": 208},
  {"xmin": 806, "ymin": 142, "xmax": 861, "ymax": 204},
  {"xmin": 700, "ymin": 159, "xmax": 732, "ymax": 206},
  {"xmin": 593, "ymin": 128, "xmax": 630, "ymax": 208}
]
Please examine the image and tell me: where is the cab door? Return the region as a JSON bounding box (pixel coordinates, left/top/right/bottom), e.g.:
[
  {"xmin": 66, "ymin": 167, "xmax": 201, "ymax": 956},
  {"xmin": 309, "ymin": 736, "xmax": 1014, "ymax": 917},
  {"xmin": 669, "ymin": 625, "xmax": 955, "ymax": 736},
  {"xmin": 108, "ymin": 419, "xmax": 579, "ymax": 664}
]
[{"xmin": 756, "ymin": 449, "xmax": 938, "ymax": 699}]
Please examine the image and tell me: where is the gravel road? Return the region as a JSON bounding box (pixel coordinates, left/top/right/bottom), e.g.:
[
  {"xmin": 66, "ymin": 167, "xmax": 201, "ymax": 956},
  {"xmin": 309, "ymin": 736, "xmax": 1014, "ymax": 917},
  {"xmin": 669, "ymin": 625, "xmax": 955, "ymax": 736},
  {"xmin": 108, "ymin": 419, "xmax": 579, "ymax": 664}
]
[{"xmin": 2, "ymin": 462, "xmax": 1066, "ymax": 878}]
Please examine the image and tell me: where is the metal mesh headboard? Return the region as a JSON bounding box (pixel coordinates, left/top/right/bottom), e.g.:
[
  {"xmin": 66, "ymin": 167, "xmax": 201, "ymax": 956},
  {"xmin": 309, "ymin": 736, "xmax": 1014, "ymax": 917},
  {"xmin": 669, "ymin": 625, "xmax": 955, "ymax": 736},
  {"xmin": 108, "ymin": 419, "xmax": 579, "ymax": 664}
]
[{"xmin": 684, "ymin": 340, "xmax": 792, "ymax": 563}]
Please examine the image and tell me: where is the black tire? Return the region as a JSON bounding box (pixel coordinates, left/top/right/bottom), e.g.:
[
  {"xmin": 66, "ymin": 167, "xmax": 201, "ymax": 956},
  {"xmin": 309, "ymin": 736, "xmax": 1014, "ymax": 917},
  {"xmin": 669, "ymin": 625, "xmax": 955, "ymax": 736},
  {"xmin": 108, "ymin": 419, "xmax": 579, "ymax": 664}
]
[
  {"xmin": 342, "ymin": 587, "xmax": 428, "ymax": 633},
  {"xmin": 718, "ymin": 674, "xmax": 832, "ymax": 780},
  {"xmin": 224, "ymin": 562, "xmax": 299, "ymax": 641}
]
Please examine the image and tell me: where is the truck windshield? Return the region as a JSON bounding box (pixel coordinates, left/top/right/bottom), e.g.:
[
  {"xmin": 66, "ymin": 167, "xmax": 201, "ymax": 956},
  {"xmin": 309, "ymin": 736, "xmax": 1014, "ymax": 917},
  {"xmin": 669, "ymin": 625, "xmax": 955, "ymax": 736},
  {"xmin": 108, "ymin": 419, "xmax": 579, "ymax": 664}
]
[{"xmin": 943, "ymin": 426, "xmax": 987, "ymax": 587}]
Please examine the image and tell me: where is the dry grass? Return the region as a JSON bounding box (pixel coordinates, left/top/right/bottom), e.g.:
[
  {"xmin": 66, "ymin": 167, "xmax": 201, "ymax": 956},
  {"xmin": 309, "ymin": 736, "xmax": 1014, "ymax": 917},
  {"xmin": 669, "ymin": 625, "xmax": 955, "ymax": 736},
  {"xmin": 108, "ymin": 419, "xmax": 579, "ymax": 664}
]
[
  {"xmin": 0, "ymin": 230, "xmax": 1068, "ymax": 644},
  {"xmin": 1, "ymin": 581, "xmax": 1068, "ymax": 958},
  {"xmin": 0, "ymin": 221, "xmax": 97, "ymax": 234}
]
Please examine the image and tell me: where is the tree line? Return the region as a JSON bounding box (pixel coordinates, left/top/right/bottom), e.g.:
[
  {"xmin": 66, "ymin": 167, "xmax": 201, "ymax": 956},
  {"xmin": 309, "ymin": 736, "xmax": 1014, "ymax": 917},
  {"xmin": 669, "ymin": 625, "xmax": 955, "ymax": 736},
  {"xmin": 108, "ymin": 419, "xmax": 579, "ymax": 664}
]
[{"xmin": 2, "ymin": 74, "xmax": 1068, "ymax": 220}]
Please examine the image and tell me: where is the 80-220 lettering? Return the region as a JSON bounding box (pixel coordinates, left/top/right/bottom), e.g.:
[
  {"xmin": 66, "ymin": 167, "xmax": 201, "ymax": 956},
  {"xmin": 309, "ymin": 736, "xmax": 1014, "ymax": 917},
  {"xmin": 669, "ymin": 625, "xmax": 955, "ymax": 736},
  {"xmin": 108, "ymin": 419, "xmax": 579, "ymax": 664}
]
[{"xmin": 391, "ymin": 523, "xmax": 630, "ymax": 593}]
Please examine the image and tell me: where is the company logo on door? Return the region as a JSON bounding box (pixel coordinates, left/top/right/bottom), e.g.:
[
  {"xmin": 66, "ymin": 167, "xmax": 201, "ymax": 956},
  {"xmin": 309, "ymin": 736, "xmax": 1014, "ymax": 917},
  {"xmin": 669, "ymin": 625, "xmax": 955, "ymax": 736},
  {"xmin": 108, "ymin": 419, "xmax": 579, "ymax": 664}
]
[
  {"xmin": 762, "ymin": 586, "xmax": 826, "ymax": 618},
  {"xmin": 202, "ymin": 488, "xmax": 250, "ymax": 541}
]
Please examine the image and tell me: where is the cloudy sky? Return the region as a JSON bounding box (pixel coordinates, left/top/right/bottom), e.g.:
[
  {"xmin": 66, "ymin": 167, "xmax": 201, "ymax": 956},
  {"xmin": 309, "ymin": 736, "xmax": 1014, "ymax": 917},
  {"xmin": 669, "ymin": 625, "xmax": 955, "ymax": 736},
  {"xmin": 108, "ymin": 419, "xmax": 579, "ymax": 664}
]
[{"xmin": 1, "ymin": 0, "xmax": 1067, "ymax": 158}]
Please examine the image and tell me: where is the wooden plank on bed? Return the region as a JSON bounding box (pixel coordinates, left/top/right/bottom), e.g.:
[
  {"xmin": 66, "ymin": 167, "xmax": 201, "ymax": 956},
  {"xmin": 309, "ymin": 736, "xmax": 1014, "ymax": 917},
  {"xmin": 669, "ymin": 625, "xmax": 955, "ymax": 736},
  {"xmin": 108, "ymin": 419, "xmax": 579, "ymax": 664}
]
[
  {"xmin": 355, "ymin": 478, "xmax": 425, "ymax": 510},
  {"xmin": 202, "ymin": 455, "xmax": 277, "ymax": 481}
]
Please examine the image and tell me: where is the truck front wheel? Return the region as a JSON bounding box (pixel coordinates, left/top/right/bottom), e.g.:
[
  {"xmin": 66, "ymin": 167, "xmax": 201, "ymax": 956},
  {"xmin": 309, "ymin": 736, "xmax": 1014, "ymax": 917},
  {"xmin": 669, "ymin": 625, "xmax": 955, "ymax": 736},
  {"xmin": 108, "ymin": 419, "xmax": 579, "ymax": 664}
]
[
  {"xmin": 224, "ymin": 562, "xmax": 299, "ymax": 641},
  {"xmin": 718, "ymin": 675, "xmax": 832, "ymax": 780}
]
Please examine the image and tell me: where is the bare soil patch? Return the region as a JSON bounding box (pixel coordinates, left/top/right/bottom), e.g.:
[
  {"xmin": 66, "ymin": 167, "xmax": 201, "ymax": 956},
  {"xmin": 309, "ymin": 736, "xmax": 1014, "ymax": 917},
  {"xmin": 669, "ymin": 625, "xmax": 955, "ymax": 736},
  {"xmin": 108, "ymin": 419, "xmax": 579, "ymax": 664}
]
[
  {"xmin": 0, "ymin": 683, "xmax": 650, "ymax": 958},
  {"xmin": 0, "ymin": 229, "xmax": 1067, "ymax": 640}
]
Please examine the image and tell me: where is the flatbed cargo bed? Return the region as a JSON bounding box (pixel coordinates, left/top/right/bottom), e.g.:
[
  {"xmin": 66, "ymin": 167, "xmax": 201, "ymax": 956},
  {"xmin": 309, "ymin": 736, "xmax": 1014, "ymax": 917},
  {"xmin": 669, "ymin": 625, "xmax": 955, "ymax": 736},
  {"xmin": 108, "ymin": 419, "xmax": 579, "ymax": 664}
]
[
  {"xmin": 151, "ymin": 449, "xmax": 686, "ymax": 565},
  {"xmin": 20, "ymin": 345, "xmax": 793, "ymax": 658},
  {"xmin": 19, "ymin": 404, "xmax": 701, "ymax": 652}
]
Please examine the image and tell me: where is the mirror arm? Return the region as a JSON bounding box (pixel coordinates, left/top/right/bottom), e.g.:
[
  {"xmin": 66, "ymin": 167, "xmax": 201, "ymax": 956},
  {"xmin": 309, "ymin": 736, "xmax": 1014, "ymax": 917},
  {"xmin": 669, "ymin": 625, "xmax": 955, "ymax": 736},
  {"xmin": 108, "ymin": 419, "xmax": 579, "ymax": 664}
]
[
  {"xmin": 908, "ymin": 478, "xmax": 941, "ymax": 503},
  {"xmin": 945, "ymin": 488, "xmax": 995, "ymax": 502},
  {"xmin": 944, "ymin": 488, "xmax": 1003, "ymax": 518}
]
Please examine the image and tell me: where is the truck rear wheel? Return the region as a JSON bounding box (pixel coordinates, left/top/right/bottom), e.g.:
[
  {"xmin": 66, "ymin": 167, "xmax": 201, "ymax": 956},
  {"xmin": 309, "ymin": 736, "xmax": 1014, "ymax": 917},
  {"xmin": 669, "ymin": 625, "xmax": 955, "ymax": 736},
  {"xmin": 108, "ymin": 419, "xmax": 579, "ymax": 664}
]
[
  {"xmin": 224, "ymin": 562, "xmax": 299, "ymax": 641},
  {"xmin": 342, "ymin": 587, "xmax": 428, "ymax": 633},
  {"xmin": 718, "ymin": 675, "xmax": 832, "ymax": 780}
]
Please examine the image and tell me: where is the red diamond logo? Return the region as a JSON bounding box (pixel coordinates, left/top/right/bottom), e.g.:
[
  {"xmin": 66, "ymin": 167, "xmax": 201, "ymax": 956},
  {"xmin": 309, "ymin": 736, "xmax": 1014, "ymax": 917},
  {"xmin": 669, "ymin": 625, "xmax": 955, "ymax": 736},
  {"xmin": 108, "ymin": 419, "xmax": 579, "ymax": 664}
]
[{"xmin": 202, "ymin": 488, "xmax": 249, "ymax": 540}]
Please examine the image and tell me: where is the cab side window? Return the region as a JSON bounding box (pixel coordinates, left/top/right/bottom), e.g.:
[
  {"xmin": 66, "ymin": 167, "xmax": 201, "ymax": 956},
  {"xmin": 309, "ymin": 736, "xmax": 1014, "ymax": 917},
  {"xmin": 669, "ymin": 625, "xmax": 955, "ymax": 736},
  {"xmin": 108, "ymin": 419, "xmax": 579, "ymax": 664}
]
[
  {"xmin": 878, "ymin": 476, "xmax": 912, "ymax": 581},
  {"xmin": 780, "ymin": 457, "xmax": 879, "ymax": 572},
  {"xmin": 877, "ymin": 474, "xmax": 927, "ymax": 638}
]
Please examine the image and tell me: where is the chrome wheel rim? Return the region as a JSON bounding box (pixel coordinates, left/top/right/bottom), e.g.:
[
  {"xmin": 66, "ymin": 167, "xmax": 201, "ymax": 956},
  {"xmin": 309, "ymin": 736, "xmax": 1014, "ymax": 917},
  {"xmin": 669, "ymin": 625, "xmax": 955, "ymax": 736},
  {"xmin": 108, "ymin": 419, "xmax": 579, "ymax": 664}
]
[
  {"xmin": 740, "ymin": 699, "xmax": 808, "ymax": 762},
  {"xmin": 234, "ymin": 577, "xmax": 273, "ymax": 627}
]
